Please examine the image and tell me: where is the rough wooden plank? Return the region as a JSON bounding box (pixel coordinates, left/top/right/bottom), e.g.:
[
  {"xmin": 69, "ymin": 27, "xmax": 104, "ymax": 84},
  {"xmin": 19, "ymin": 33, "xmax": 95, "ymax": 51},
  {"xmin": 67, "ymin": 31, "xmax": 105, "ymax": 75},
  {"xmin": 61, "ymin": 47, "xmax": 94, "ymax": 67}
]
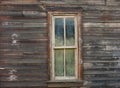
[
  {"xmin": 1, "ymin": 0, "xmax": 38, "ymax": 5},
  {"xmin": 85, "ymin": 77, "xmax": 120, "ymax": 81},
  {"xmin": 0, "ymin": 63, "xmax": 47, "ymax": 70},
  {"xmin": 0, "ymin": 11, "xmax": 47, "ymax": 17},
  {"xmin": 84, "ymin": 71, "xmax": 120, "ymax": 75},
  {"xmin": 83, "ymin": 39, "xmax": 120, "ymax": 45},
  {"xmin": 83, "ymin": 51, "xmax": 116, "ymax": 57},
  {"xmin": 83, "ymin": 36, "xmax": 120, "ymax": 40},
  {"xmin": 0, "ymin": 58, "xmax": 47, "ymax": 64},
  {"xmin": 47, "ymin": 80, "xmax": 83, "ymax": 87},
  {"xmin": 83, "ymin": 45, "xmax": 120, "ymax": 51},
  {"xmin": 84, "ymin": 60, "xmax": 120, "ymax": 63},
  {"xmin": 64, "ymin": 0, "xmax": 105, "ymax": 5},
  {"xmin": 0, "ymin": 5, "xmax": 41, "ymax": 11},
  {"xmin": 107, "ymin": 0, "xmax": 120, "ymax": 6},
  {"xmin": 83, "ymin": 82, "xmax": 120, "ymax": 87},
  {"xmin": 82, "ymin": 5, "xmax": 120, "ymax": 11},
  {"xmin": 83, "ymin": 27, "xmax": 120, "ymax": 34},
  {"xmin": 0, "ymin": 81, "xmax": 47, "ymax": 87},
  {"xmin": 84, "ymin": 23, "xmax": 120, "ymax": 27},
  {"xmin": 39, "ymin": 0, "xmax": 105, "ymax": 5},
  {"xmin": 0, "ymin": 67, "xmax": 47, "ymax": 75},
  {"xmin": 84, "ymin": 56, "xmax": 120, "ymax": 60},
  {"xmin": 83, "ymin": 10, "xmax": 120, "ymax": 17},
  {"xmin": 0, "ymin": 22, "xmax": 47, "ymax": 28}
]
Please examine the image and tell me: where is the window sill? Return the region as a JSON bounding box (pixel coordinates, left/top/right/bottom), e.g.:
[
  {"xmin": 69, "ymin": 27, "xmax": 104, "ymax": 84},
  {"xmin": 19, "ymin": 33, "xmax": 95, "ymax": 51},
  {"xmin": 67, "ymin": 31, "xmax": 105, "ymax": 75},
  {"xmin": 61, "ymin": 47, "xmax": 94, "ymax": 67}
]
[{"xmin": 47, "ymin": 80, "xmax": 83, "ymax": 87}]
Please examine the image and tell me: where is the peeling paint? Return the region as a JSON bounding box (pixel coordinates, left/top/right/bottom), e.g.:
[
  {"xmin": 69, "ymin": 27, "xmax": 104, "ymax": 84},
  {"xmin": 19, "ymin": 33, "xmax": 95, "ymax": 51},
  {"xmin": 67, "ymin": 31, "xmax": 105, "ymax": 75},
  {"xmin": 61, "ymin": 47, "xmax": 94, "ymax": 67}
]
[
  {"xmin": 8, "ymin": 69, "xmax": 18, "ymax": 81},
  {"xmin": 0, "ymin": 68, "xmax": 5, "ymax": 70},
  {"xmin": 11, "ymin": 33, "xmax": 19, "ymax": 45}
]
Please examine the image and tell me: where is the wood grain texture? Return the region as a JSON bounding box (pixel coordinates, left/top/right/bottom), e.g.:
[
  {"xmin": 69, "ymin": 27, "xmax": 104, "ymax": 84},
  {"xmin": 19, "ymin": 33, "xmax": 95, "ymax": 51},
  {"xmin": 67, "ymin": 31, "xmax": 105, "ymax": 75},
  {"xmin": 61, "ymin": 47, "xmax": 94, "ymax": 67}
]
[{"xmin": 0, "ymin": 0, "xmax": 120, "ymax": 88}]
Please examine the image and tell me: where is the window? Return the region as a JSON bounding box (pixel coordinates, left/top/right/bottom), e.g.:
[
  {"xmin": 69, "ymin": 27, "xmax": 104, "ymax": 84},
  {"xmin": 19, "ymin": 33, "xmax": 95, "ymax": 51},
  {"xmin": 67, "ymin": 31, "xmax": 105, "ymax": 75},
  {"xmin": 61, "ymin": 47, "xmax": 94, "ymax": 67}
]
[{"xmin": 48, "ymin": 12, "xmax": 82, "ymax": 80}]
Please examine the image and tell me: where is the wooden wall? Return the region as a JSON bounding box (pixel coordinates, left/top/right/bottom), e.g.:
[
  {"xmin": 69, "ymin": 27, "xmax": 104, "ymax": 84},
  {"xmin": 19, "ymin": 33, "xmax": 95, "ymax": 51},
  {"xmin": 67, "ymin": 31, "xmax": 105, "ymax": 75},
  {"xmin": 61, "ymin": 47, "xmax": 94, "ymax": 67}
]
[
  {"xmin": 82, "ymin": 1, "xmax": 120, "ymax": 88},
  {"xmin": 0, "ymin": 0, "xmax": 120, "ymax": 88},
  {"xmin": 0, "ymin": 1, "xmax": 48, "ymax": 88}
]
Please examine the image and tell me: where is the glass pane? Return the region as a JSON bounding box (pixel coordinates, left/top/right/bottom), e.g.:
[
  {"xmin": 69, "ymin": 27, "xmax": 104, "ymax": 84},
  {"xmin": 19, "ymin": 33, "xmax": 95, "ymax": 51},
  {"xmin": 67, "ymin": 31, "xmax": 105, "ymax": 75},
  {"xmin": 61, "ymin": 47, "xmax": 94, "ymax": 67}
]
[
  {"xmin": 66, "ymin": 18, "xmax": 75, "ymax": 46},
  {"xmin": 55, "ymin": 18, "xmax": 64, "ymax": 46},
  {"xmin": 65, "ymin": 49, "xmax": 75, "ymax": 76},
  {"xmin": 54, "ymin": 49, "xmax": 64, "ymax": 76}
]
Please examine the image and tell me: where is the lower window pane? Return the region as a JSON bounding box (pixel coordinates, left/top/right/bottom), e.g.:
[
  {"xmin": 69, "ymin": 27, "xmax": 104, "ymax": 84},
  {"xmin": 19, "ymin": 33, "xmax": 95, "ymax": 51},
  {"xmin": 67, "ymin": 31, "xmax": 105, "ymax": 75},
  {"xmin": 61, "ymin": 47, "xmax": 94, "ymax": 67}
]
[
  {"xmin": 54, "ymin": 49, "xmax": 64, "ymax": 76},
  {"xmin": 66, "ymin": 49, "xmax": 75, "ymax": 76}
]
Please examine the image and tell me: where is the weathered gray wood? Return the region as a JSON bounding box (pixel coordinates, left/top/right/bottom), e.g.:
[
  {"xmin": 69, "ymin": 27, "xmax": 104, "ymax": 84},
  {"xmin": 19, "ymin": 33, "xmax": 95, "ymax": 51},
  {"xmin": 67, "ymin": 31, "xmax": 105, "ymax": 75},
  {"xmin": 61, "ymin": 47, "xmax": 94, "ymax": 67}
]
[
  {"xmin": 83, "ymin": 27, "xmax": 120, "ymax": 34},
  {"xmin": 0, "ymin": 5, "xmax": 44, "ymax": 11},
  {"xmin": 84, "ymin": 71, "xmax": 120, "ymax": 75},
  {"xmin": 64, "ymin": 0, "xmax": 105, "ymax": 5},
  {"xmin": 82, "ymin": 5, "xmax": 120, "ymax": 11},
  {"xmin": 40, "ymin": 0, "xmax": 105, "ymax": 5},
  {"xmin": 84, "ymin": 23, "xmax": 120, "ymax": 27},
  {"xmin": 107, "ymin": 0, "xmax": 120, "ymax": 6},
  {"xmin": 0, "ymin": 81, "xmax": 47, "ymax": 87},
  {"xmin": 1, "ymin": 0, "xmax": 39, "ymax": 5},
  {"xmin": 0, "ymin": 11, "xmax": 46, "ymax": 17},
  {"xmin": 0, "ymin": 0, "xmax": 120, "ymax": 88},
  {"xmin": 0, "ymin": 22, "xmax": 47, "ymax": 28}
]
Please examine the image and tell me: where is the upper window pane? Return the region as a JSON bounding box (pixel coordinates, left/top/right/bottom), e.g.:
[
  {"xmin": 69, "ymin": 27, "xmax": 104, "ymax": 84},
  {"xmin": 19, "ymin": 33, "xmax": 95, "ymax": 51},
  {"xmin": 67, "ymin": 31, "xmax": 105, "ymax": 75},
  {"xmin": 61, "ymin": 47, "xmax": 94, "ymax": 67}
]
[
  {"xmin": 55, "ymin": 18, "xmax": 64, "ymax": 46},
  {"xmin": 66, "ymin": 18, "xmax": 75, "ymax": 46}
]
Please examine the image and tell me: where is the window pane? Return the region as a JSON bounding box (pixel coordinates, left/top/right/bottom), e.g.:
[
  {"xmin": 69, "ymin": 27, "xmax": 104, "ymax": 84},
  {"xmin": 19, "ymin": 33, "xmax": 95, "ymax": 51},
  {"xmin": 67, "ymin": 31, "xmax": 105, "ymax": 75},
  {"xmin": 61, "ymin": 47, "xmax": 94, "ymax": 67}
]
[
  {"xmin": 55, "ymin": 18, "xmax": 64, "ymax": 46},
  {"xmin": 66, "ymin": 18, "xmax": 75, "ymax": 46},
  {"xmin": 65, "ymin": 49, "xmax": 75, "ymax": 76},
  {"xmin": 54, "ymin": 49, "xmax": 64, "ymax": 76}
]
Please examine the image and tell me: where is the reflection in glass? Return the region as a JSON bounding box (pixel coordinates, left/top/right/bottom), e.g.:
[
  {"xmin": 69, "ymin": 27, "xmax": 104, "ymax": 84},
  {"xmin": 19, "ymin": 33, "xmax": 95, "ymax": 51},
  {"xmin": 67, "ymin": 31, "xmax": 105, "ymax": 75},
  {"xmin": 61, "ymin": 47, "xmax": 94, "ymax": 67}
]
[
  {"xmin": 66, "ymin": 49, "xmax": 75, "ymax": 76},
  {"xmin": 66, "ymin": 18, "xmax": 75, "ymax": 46},
  {"xmin": 54, "ymin": 49, "xmax": 64, "ymax": 76},
  {"xmin": 55, "ymin": 18, "xmax": 64, "ymax": 46}
]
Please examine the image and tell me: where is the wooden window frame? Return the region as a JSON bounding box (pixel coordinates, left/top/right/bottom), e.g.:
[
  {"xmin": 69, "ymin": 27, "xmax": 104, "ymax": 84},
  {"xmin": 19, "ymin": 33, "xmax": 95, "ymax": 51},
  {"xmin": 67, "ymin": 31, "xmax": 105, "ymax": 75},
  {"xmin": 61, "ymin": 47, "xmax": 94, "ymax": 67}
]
[{"xmin": 48, "ymin": 11, "xmax": 82, "ymax": 81}]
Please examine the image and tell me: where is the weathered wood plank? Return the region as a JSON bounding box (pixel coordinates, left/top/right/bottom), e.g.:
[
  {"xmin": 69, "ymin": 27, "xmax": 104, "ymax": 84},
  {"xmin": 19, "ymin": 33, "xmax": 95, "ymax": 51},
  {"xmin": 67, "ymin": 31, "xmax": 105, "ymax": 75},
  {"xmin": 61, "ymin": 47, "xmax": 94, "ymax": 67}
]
[
  {"xmin": 83, "ymin": 27, "xmax": 120, "ymax": 34},
  {"xmin": 0, "ymin": 19, "xmax": 47, "ymax": 23},
  {"xmin": 40, "ymin": 0, "xmax": 105, "ymax": 5},
  {"xmin": 0, "ymin": 57, "xmax": 47, "ymax": 64},
  {"xmin": 84, "ymin": 60, "xmax": 120, "ymax": 63},
  {"xmin": 83, "ymin": 11, "xmax": 120, "ymax": 17},
  {"xmin": 84, "ymin": 71, "xmax": 120, "ymax": 75},
  {"xmin": 64, "ymin": 0, "xmax": 105, "ymax": 5},
  {"xmin": 107, "ymin": 0, "xmax": 120, "ymax": 6},
  {"xmin": 83, "ymin": 45, "xmax": 120, "ymax": 51},
  {"xmin": 0, "ymin": 65, "xmax": 47, "ymax": 73},
  {"xmin": 84, "ymin": 56, "xmax": 120, "ymax": 60},
  {"xmin": 83, "ymin": 39, "xmax": 120, "ymax": 45},
  {"xmin": 85, "ymin": 77, "xmax": 120, "ymax": 81},
  {"xmin": 82, "ymin": 5, "xmax": 120, "ymax": 11},
  {"xmin": 1, "ymin": 0, "xmax": 38, "ymax": 5},
  {"xmin": 0, "ymin": 21, "xmax": 47, "ymax": 28},
  {"xmin": 0, "ymin": 81, "xmax": 47, "ymax": 87},
  {"xmin": 0, "ymin": 5, "xmax": 43, "ymax": 11},
  {"xmin": 83, "ymin": 51, "xmax": 119, "ymax": 57},
  {"xmin": 47, "ymin": 80, "xmax": 83, "ymax": 87},
  {"xmin": 84, "ymin": 23, "xmax": 120, "ymax": 27},
  {"xmin": 0, "ymin": 11, "xmax": 47, "ymax": 17},
  {"xmin": 1, "ymin": 0, "xmax": 105, "ymax": 5},
  {"xmin": 0, "ymin": 63, "xmax": 47, "ymax": 70},
  {"xmin": 83, "ymin": 35, "xmax": 120, "ymax": 40}
]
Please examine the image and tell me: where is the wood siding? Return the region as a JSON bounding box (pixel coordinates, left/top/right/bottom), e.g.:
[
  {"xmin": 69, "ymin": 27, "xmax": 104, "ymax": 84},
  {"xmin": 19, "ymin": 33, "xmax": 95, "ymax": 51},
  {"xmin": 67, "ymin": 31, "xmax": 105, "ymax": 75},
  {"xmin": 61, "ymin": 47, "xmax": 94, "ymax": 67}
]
[
  {"xmin": 0, "ymin": 3, "xmax": 48, "ymax": 88},
  {"xmin": 0, "ymin": 0, "xmax": 120, "ymax": 88}
]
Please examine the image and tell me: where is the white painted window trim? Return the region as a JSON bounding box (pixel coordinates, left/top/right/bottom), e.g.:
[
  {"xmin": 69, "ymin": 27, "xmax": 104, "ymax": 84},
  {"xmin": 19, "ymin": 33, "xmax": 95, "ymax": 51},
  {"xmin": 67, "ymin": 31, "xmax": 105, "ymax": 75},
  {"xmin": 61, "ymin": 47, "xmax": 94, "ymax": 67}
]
[
  {"xmin": 48, "ymin": 11, "xmax": 83, "ymax": 81},
  {"xmin": 50, "ymin": 15, "xmax": 79, "ymax": 80}
]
